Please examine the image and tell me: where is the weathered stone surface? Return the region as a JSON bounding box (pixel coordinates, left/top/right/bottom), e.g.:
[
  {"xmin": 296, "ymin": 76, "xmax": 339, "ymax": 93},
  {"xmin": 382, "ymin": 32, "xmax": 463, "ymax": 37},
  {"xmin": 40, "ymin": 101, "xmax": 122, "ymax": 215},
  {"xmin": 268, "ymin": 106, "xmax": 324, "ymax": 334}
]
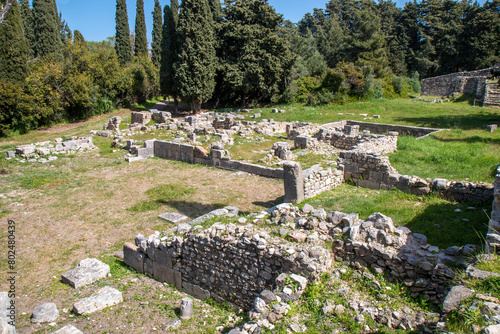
[
  {"xmin": 442, "ymin": 286, "xmax": 475, "ymax": 313},
  {"xmin": 158, "ymin": 212, "xmax": 189, "ymax": 223},
  {"xmin": 0, "ymin": 292, "xmax": 15, "ymax": 334},
  {"xmin": 284, "ymin": 162, "xmax": 304, "ymax": 204},
  {"xmin": 31, "ymin": 303, "xmax": 59, "ymax": 323},
  {"xmin": 52, "ymin": 325, "xmax": 84, "ymax": 334},
  {"xmin": 182, "ymin": 282, "xmax": 210, "ymax": 300},
  {"xmin": 162, "ymin": 318, "xmax": 181, "ymax": 330},
  {"xmin": 484, "ymin": 324, "xmax": 500, "ymax": 334},
  {"xmin": 61, "ymin": 258, "xmax": 110, "ymax": 289},
  {"xmin": 123, "ymin": 242, "xmax": 145, "ymax": 273},
  {"xmin": 73, "ymin": 286, "xmax": 123, "ymax": 315},
  {"xmin": 180, "ymin": 297, "xmax": 194, "ymax": 320}
]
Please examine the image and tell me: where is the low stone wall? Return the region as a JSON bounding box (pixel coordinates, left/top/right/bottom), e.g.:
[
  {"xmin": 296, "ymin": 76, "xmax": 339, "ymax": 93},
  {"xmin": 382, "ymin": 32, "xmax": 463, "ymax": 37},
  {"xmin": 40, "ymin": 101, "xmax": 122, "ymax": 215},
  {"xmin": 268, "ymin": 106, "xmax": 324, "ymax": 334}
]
[
  {"xmin": 330, "ymin": 212, "xmax": 455, "ymax": 303},
  {"xmin": 486, "ymin": 165, "xmax": 500, "ymax": 252},
  {"xmin": 10, "ymin": 137, "xmax": 96, "ymax": 162},
  {"xmin": 303, "ymin": 165, "xmax": 343, "ymax": 199},
  {"xmin": 339, "ymin": 151, "xmax": 494, "ymax": 202},
  {"xmin": 345, "ymin": 121, "xmax": 441, "ymax": 138},
  {"xmin": 123, "ymin": 219, "xmax": 331, "ymax": 309},
  {"xmin": 150, "ymin": 140, "xmax": 284, "ymax": 179}
]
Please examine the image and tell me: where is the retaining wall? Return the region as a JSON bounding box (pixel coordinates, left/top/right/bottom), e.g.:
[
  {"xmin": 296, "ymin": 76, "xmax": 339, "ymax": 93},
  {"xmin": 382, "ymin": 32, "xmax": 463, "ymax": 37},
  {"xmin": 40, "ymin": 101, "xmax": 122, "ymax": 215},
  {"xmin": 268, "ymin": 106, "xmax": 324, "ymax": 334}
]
[
  {"xmin": 124, "ymin": 220, "xmax": 331, "ymax": 309},
  {"xmin": 345, "ymin": 121, "xmax": 442, "ymax": 138},
  {"xmin": 486, "ymin": 165, "xmax": 500, "ymax": 252},
  {"xmin": 303, "ymin": 165, "xmax": 343, "ymax": 199},
  {"xmin": 421, "ymin": 68, "xmax": 493, "ymax": 97}
]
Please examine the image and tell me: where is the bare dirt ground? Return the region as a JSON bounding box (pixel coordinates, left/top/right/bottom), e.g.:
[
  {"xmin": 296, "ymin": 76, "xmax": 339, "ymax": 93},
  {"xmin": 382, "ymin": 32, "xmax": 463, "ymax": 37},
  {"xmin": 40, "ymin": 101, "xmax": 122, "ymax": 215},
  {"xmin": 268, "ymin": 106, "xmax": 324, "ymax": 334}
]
[{"xmin": 0, "ymin": 112, "xmax": 284, "ymax": 333}]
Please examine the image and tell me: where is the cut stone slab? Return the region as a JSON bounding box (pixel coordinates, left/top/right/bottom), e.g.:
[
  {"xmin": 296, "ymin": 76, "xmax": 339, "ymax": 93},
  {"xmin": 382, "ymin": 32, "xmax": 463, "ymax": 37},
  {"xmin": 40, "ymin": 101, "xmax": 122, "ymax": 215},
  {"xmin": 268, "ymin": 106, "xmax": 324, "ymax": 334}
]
[
  {"xmin": 442, "ymin": 285, "xmax": 475, "ymax": 313},
  {"xmin": 31, "ymin": 303, "xmax": 59, "ymax": 323},
  {"xmin": 73, "ymin": 286, "xmax": 123, "ymax": 315},
  {"xmin": 53, "ymin": 325, "xmax": 83, "ymax": 334},
  {"xmin": 0, "ymin": 292, "xmax": 16, "ymax": 334},
  {"xmin": 484, "ymin": 324, "xmax": 500, "ymax": 334},
  {"xmin": 158, "ymin": 212, "xmax": 189, "ymax": 224},
  {"xmin": 61, "ymin": 258, "xmax": 110, "ymax": 289},
  {"xmin": 162, "ymin": 318, "xmax": 181, "ymax": 330}
]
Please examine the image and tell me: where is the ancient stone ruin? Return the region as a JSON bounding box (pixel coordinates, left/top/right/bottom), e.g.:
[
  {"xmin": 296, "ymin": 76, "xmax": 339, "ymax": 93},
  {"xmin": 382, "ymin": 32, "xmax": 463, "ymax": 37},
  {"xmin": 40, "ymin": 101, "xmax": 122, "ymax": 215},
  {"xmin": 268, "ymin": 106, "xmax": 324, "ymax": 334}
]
[{"xmin": 421, "ymin": 64, "xmax": 500, "ymax": 107}]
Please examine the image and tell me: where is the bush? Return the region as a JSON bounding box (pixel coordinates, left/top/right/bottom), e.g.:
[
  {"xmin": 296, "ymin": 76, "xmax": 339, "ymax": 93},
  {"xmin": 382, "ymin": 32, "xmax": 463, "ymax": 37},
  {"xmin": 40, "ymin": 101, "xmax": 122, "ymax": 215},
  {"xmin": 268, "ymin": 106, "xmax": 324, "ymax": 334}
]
[
  {"xmin": 392, "ymin": 76, "xmax": 405, "ymax": 95},
  {"xmin": 0, "ymin": 80, "xmax": 35, "ymax": 136}
]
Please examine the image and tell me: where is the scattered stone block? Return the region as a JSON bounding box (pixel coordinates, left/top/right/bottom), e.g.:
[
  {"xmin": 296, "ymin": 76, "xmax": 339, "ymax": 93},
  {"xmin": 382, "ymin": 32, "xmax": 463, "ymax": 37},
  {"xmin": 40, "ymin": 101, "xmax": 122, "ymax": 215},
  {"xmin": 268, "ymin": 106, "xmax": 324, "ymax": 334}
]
[
  {"xmin": 162, "ymin": 318, "xmax": 182, "ymax": 330},
  {"xmin": 73, "ymin": 286, "xmax": 123, "ymax": 315},
  {"xmin": 53, "ymin": 325, "xmax": 83, "ymax": 334},
  {"xmin": 61, "ymin": 258, "xmax": 110, "ymax": 289},
  {"xmin": 484, "ymin": 324, "xmax": 500, "ymax": 334},
  {"xmin": 442, "ymin": 285, "xmax": 475, "ymax": 313},
  {"xmin": 180, "ymin": 297, "xmax": 194, "ymax": 320},
  {"xmin": 158, "ymin": 212, "xmax": 189, "ymax": 224},
  {"xmin": 6, "ymin": 151, "xmax": 15, "ymax": 159},
  {"xmin": 487, "ymin": 124, "xmax": 498, "ymax": 132},
  {"xmin": 31, "ymin": 303, "xmax": 59, "ymax": 323}
]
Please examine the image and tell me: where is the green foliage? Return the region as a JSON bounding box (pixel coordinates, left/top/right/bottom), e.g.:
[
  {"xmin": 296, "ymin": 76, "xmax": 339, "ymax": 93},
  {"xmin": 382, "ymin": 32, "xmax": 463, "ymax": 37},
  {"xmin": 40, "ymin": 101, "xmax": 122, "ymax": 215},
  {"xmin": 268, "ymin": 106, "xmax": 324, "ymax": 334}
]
[
  {"xmin": 18, "ymin": 0, "xmax": 34, "ymax": 58},
  {"xmin": 58, "ymin": 12, "xmax": 72, "ymax": 43},
  {"xmin": 174, "ymin": 0, "xmax": 217, "ymax": 112},
  {"xmin": 134, "ymin": 0, "xmax": 148, "ymax": 57},
  {"xmin": 115, "ymin": 0, "xmax": 133, "ymax": 65},
  {"xmin": 151, "ymin": 0, "xmax": 163, "ymax": 67},
  {"xmin": 160, "ymin": 1, "xmax": 179, "ymax": 101},
  {"xmin": 0, "ymin": 0, "xmax": 29, "ymax": 82},
  {"xmin": 217, "ymin": 0, "xmax": 293, "ymax": 106},
  {"xmin": 0, "ymin": 80, "xmax": 35, "ymax": 136},
  {"xmin": 32, "ymin": 0, "xmax": 62, "ymax": 58}
]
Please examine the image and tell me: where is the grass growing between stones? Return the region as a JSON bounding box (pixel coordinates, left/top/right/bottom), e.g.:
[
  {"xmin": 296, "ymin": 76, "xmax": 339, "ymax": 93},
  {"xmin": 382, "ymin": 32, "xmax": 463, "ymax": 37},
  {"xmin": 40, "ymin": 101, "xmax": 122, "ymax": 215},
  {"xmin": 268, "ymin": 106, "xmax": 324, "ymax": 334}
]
[{"xmin": 302, "ymin": 184, "xmax": 490, "ymax": 249}]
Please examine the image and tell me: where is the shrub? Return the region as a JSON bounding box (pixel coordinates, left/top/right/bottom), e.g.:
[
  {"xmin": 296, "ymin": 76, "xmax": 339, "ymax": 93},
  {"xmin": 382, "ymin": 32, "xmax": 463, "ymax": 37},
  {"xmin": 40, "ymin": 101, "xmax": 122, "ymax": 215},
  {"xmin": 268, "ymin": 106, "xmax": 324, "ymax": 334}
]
[{"xmin": 0, "ymin": 80, "xmax": 35, "ymax": 136}]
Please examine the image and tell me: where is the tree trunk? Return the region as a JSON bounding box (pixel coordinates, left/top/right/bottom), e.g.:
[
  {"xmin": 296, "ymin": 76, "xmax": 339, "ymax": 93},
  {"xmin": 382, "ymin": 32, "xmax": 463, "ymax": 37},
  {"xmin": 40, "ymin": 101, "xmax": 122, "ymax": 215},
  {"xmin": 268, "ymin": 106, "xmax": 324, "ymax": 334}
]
[{"xmin": 173, "ymin": 97, "xmax": 179, "ymax": 114}]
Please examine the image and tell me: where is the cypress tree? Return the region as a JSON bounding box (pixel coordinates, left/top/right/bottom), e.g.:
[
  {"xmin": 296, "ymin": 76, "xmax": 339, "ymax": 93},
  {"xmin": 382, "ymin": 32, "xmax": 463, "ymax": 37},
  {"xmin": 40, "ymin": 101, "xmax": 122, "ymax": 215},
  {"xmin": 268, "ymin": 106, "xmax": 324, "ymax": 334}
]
[
  {"xmin": 115, "ymin": 0, "xmax": 132, "ymax": 65},
  {"xmin": 134, "ymin": 0, "xmax": 148, "ymax": 57},
  {"xmin": 174, "ymin": 0, "xmax": 216, "ymax": 112},
  {"xmin": 151, "ymin": 0, "xmax": 162, "ymax": 67},
  {"xmin": 73, "ymin": 30, "xmax": 85, "ymax": 45},
  {"xmin": 32, "ymin": 0, "xmax": 61, "ymax": 58},
  {"xmin": 0, "ymin": 0, "xmax": 29, "ymax": 82},
  {"xmin": 18, "ymin": 0, "xmax": 34, "ymax": 58},
  {"xmin": 208, "ymin": 0, "xmax": 222, "ymax": 23},
  {"xmin": 160, "ymin": 2, "xmax": 180, "ymax": 109},
  {"xmin": 59, "ymin": 12, "xmax": 72, "ymax": 43}
]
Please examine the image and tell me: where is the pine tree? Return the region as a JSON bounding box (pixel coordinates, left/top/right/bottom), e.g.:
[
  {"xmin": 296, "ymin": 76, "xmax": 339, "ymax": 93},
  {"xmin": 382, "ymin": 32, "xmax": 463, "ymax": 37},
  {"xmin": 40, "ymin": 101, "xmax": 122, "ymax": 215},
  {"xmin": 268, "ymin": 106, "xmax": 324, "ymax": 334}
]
[
  {"xmin": 174, "ymin": 0, "xmax": 216, "ymax": 112},
  {"xmin": 160, "ymin": 0, "xmax": 180, "ymax": 111},
  {"xmin": 115, "ymin": 0, "xmax": 132, "ymax": 65},
  {"xmin": 218, "ymin": 0, "xmax": 293, "ymax": 105},
  {"xmin": 18, "ymin": 0, "xmax": 34, "ymax": 58},
  {"xmin": 151, "ymin": 0, "xmax": 162, "ymax": 67},
  {"xmin": 32, "ymin": 0, "xmax": 62, "ymax": 58},
  {"xmin": 208, "ymin": 0, "xmax": 222, "ymax": 23},
  {"xmin": 0, "ymin": 0, "xmax": 29, "ymax": 82},
  {"xmin": 134, "ymin": 0, "xmax": 147, "ymax": 57}
]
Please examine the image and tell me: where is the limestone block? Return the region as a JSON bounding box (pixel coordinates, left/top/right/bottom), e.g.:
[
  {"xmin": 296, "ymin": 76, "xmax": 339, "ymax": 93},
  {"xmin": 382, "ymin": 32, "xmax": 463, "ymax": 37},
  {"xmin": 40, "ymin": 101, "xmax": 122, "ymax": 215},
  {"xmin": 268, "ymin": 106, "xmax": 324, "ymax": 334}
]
[
  {"xmin": 123, "ymin": 242, "xmax": 145, "ymax": 273},
  {"xmin": 61, "ymin": 258, "xmax": 110, "ymax": 289},
  {"xmin": 73, "ymin": 286, "xmax": 123, "ymax": 315},
  {"xmin": 283, "ymin": 162, "xmax": 304, "ymax": 204},
  {"xmin": 158, "ymin": 212, "xmax": 189, "ymax": 224},
  {"xmin": 31, "ymin": 303, "xmax": 59, "ymax": 323},
  {"xmin": 182, "ymin": 282, "xmax": 210, "ymax": 300},
  {"xmin": 53, "ymin": 325, "xmax": 84, "ymax": 334},
  {"xmin": 180, "ymin": 297, "xmax": 194, "ymax": 320},
  {"xmin": 442, "ymin": 286, "xmax": 474, "ymax": 313},
  {"xmin": 180, "ymin": 144, "xmax": 194, "ymax": 163}
]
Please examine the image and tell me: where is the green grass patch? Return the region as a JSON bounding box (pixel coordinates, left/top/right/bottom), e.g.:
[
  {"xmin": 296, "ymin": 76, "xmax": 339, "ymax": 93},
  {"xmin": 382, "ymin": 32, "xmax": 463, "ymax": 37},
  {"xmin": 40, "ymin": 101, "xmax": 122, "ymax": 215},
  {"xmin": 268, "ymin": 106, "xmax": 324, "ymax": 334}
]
[
  {"xmin": 475, "ymin": 254, "xmax": 500, "ymax": 273},
  {"xmin": 15, "ymin": 169, "xmax": 68, "ymax": 189},
  {"xmin": 128, "ymin": 183, "xmax": 196, "ymax": 213},
  {"xmin": 390, "ymin": 135, "xmax": 499, "ymax": 183},
  {"xmin": 303, "ymin": 184, "xmax": 490, "ymax": 248}
]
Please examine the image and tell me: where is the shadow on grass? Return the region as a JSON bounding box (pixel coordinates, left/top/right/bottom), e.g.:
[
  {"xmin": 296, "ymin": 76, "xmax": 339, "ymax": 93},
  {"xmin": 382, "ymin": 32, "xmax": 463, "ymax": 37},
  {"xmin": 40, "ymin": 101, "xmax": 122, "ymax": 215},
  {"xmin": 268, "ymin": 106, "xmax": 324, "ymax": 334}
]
[
  {"xmin": 252, "ymin": 195, "xmax": 285, "ymax": 209},
  {"xmin": 430, "ymin": 135, "xmax": 500, "ymax": 145},
  {"xmin": 404, "ymin": 199, "xmax": 491, "ymax": 249},
  {"xmin": 396, "ymin": 111, "xmax": 500, "ymax": 131}
]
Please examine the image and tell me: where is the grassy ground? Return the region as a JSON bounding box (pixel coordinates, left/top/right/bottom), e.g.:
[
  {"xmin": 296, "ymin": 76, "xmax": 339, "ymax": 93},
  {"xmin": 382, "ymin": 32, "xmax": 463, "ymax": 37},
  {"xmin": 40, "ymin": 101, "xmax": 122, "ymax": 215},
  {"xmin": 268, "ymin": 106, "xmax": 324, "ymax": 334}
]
[{"xmin": 302, "ymin": 184, "xmax": 491, "ymax": 249}]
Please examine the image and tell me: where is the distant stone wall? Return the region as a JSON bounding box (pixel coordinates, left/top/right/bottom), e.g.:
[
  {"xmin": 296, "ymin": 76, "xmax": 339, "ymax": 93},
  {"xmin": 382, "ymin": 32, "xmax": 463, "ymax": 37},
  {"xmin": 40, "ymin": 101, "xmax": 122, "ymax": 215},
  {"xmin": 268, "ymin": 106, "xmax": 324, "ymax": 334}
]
[
  {"xmin": 339, "ymin": 151, "xmax": 494, "ymax": 202},
  {"xmin": 421, "ymin": 67, "xmax": 493, "ymax": 97},
  {"xmin": 124, "ymin": 219, "xmax": 331, "ymax": 309},
  {"xmin": 345, "ymin": 121, "xmax": 442, "ymax": 138},
  {"xmin": 303, "ymin": 165, "xmax": 343, "ymax": 199}
]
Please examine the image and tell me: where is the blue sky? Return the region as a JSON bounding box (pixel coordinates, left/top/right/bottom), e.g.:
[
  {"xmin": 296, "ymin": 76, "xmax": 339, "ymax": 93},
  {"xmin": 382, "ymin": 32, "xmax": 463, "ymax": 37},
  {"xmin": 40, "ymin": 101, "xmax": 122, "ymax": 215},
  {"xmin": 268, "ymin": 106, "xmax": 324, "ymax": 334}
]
[{"xmin": 53, "ymin": 0, "xmax": 474, "ymax": 42}]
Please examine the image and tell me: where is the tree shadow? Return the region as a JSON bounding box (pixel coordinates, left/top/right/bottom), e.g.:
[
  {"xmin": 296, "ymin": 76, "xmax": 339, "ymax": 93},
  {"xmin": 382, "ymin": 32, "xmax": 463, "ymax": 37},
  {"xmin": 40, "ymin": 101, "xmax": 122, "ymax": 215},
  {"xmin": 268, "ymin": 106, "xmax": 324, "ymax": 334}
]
[
  {"xmin": 430, "ymin": 135, "xmax": 500, "ymax": 145},
  {"xmin": 403, "ymin": 199, "xmax": 491, "ymax": 249},
  {"xmin": 253, "ymin": 195, "xmax": 285, "ymax": 209},
  {"xmin": 395, "ymin": 111, "xmax": 500, "ymax": 131}
]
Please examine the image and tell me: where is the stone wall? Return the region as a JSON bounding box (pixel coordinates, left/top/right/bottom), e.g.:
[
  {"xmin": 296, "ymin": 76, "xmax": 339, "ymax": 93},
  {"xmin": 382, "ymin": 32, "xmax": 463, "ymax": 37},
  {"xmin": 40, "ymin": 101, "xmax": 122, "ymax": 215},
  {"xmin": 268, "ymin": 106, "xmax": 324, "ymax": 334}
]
[
  {"xmin": 345, "ymin": 121, "xmax": 442, "ymax": 138},
  {"xmin": 123, "ymin": 218, "xmax": 331, "ymax": 309},
  {"xmin": 303, "ymin": 165, "xmax": 343, "ymax": 199},
  {"xmin": 486, "ymin": 165, "xmax": 500, "ymax": 252},
  {"xmin": 339, "ymin": 151, "xmax": 495, "ymax": 202},
  {"xmin": 421, "ymin": 67, "xmax": 493, "ymax": 97},
  {"xmin": 151, "ymin": 140, "xmax": 284, "ymax": 179},
  {"xmin": 9, "ymin": 137, "xmax": 96, "ymax": 163}
]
